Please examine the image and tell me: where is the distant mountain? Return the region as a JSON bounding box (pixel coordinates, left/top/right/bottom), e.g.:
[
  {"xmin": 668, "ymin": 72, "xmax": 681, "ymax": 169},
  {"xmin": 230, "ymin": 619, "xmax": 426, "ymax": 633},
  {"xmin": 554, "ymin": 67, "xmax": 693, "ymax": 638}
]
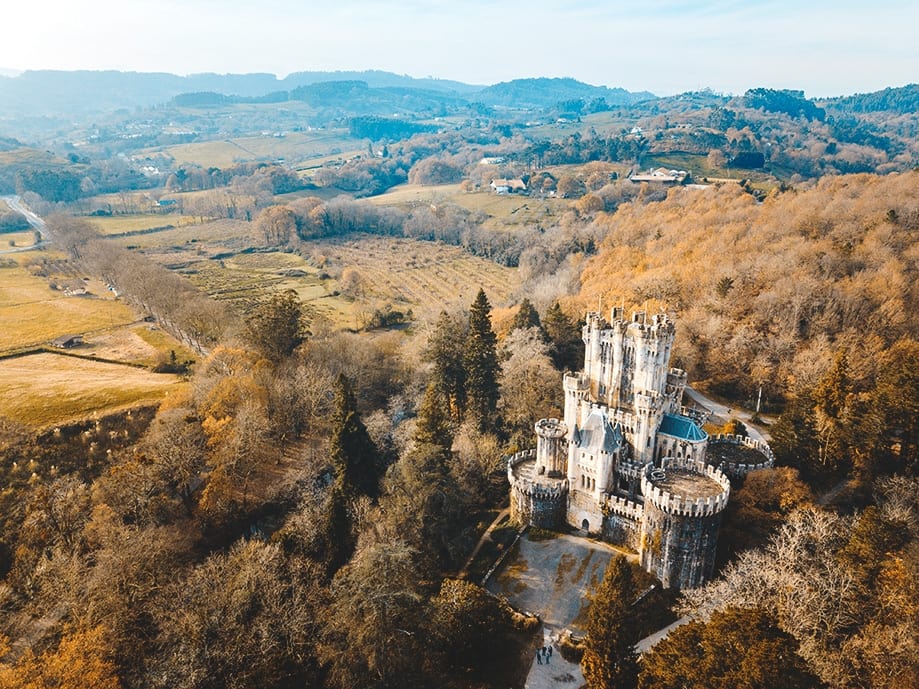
[
  {"xmin": 470, "ymin": 77, "xmax": 654, "ymax": 108},
  {"xmin": 280, "ymin": 70, "xmax": 482, "ymax": 95},
  {"xmin": 0, "ymin": 69, "xmax": 484, "ymax": 118}
]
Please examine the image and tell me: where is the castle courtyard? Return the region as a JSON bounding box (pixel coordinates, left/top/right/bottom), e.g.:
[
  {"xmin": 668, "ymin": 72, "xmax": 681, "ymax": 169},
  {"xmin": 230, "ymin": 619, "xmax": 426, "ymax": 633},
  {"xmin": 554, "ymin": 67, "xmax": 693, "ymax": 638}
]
[{"xmin": 487, "ymin": 532, "xmax": 638, "ymax": 688}]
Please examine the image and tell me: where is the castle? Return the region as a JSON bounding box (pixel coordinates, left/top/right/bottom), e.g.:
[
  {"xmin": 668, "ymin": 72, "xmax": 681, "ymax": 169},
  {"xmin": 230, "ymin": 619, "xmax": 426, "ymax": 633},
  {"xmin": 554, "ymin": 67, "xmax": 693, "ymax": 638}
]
[{"xmin": 508, "ymin": 308, "xmax": 773, "ymax": 589}]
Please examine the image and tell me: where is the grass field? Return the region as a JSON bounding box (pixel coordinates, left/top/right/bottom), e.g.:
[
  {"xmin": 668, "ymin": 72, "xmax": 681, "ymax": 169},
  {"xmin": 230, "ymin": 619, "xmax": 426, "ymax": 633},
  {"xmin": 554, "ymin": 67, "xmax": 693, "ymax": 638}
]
[
  {"xmin": 371, "ymin": 184, "xmax": 568, "ymax": 232},
  {"xmin": 155, "ymin": 129, "xmax": 363, "ymax": 169},
  {"xmin": 2, "ymin": 230, "xmax": 36, "ymax": 248},
  {"xmin": 0, "ymin": 258, "xmax": 139, "ymax": 352},
  {"xmin": 87, "ymin": 213, "xmax": 196, "ymax": 235},
  {"xmin": 109, "ymin": 218, "xmax": 254, "ymax": 251},
  {"xmin": 0, "ymin": 352, "xmax": 186, "ymax": 427}
]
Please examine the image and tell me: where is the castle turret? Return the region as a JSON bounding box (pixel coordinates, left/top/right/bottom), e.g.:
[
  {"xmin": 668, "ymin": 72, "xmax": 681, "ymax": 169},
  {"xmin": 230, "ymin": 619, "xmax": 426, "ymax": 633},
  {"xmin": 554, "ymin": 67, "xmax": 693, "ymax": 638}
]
[
  {"xmin": 563, "ymin": 372, "xmax": 589, "ymax": 438},
  {"xmin": 638, "ymin": 459, "xmax": 730, "ymax": 589},
  {"xmin": 535, "ymin": 418, "xmax": 567, "ymax": 478}
]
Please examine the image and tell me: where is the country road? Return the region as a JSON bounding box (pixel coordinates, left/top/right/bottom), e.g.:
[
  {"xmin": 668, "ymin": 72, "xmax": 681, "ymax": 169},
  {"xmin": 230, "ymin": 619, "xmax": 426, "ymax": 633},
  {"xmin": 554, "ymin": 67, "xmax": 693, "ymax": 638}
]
[
  {"xmin": 684, "ymin": 386, "xmax": 771, "ymax": 442},
  {"xmin": 1, "ymin": 194, "xmax": 50, "ymax": 253}
]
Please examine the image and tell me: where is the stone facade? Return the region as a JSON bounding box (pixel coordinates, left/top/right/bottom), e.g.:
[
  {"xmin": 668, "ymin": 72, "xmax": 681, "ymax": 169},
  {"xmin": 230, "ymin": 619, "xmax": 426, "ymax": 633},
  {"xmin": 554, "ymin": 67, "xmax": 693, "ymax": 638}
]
[{"xmin": 508, "ymin": 309, "xmax": 773, "ymax": 589}]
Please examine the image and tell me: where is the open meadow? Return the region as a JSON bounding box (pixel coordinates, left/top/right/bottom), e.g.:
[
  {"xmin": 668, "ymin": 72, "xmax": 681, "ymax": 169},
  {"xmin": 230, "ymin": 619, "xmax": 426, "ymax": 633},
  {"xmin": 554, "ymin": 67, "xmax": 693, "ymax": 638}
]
[
  {"xmin": 86, "ymin": 213, "xmax": 197, "ymax": 236},
  {"xmin": 0, "ymin": 252, "xmax": 139, "ymax": 353},
  {"xmin": 152, "ymin": 128, "xmax": 363, "ymax": 168},
  {"xmin": 371, "ymin": 184, "xmax": 569, "ymax": 232},
  {"xmin": 0, "ymin": 352, "xmax": 186, "ymax": 427}
]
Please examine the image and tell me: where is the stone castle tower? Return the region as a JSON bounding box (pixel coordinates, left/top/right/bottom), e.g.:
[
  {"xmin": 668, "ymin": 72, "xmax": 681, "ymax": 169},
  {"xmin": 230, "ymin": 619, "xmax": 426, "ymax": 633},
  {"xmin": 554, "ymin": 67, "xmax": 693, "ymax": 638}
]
[{"xmin": 508, "ymin": 308, "xmax": 773, "ymax": 589}]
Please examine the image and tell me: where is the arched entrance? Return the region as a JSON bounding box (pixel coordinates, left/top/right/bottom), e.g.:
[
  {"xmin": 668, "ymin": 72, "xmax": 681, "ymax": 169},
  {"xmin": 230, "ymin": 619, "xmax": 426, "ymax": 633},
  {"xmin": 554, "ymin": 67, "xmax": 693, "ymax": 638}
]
[{"xmin": 581, "ymin": 519, "xmax": 590, "ymax": 533}]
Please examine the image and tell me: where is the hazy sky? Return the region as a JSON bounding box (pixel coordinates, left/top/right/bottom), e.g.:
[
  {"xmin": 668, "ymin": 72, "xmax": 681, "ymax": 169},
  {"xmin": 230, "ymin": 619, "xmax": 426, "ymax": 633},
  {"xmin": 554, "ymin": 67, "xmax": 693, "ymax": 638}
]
[{"xmin": 1, "ymin": 1, "xmax": 916, "ymax": 97}]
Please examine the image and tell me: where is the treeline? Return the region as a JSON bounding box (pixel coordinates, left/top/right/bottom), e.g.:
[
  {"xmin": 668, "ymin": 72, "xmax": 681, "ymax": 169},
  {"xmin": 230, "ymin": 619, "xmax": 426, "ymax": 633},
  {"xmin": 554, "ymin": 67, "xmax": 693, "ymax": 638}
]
[
  {"xmin": 48, "ymin": 215, "xmax": 231, "ymax": 351},
  {"xmin": 0, "ymin": 210, "xmax": 30, "ymax": 233}
]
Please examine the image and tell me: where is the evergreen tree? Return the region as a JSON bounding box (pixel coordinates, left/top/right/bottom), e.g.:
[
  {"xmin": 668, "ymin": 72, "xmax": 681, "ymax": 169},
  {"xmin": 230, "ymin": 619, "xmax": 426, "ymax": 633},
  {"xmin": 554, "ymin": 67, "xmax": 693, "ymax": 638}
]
[
  {"xmin": 414, "ymin": 382, "xmax": 454, "ymax": 454},
  {"xmin": 464, "ymin": 289, "xmax": 500, "ymax": 433},
  {"xmin": 509, "ymin": 298, "xmax": 543, "ymax": 335},
  {"xmin": 581, "ymin": 556, "xmax": 640, "ymax": 689},
  {"xmin": 244, "ymin": 289, "xmax": 307, "ymax": 363},
  {"xmin": 423, "ymin": 311, "xmax": 468, "ymax": 423},
  {"xmin": 321, "ymin": 482, "xmax": 355, "ymax": 580},
  {"xmin": 543, "ymin": 301, "xmax": 583, "ymax": 372},
  {"xmin": 581, "ymin": 557, "xmax": 639, "ymax": 689},
  {"xmin": 330, "ymin": 374, "xmax": 382, "ymax": 500}
]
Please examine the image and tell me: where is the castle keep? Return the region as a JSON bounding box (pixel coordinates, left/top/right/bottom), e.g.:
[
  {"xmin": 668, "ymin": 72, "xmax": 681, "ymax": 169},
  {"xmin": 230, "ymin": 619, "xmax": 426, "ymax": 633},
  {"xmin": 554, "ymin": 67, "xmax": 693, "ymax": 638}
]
[{"xmin": 508, "ymin": 308, "xmax": 773, "ymax": 589}]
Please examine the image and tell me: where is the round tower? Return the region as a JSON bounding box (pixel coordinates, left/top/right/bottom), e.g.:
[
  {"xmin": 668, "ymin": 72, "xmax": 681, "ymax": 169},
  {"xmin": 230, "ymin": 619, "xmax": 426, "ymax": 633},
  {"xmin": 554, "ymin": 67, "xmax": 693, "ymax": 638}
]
[
  {"xmin": 563, "ymin": 372, "xmax": 589, "ymax": 436},
  {"xmin": 638, "ymin": 458, "xmax": 731, "ymax": 589},
  {"xmin": 535, "ymin": 418, "xmax": 567, "ymax": 478}
]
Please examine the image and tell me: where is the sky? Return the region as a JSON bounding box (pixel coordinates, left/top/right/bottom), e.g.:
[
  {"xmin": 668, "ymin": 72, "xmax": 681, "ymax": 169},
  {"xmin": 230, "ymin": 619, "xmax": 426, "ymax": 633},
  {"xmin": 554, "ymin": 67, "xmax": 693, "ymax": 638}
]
[{"xmin": 1, "ymin": 0, "xmax": 917, "ymax": 97}]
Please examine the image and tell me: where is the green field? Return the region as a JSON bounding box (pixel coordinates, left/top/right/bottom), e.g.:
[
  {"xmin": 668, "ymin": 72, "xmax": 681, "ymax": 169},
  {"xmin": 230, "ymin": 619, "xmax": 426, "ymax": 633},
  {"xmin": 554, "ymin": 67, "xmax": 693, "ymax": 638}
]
[{"xmin": 0, "ymin": 352, "xmax": 186, "ymax": 427}]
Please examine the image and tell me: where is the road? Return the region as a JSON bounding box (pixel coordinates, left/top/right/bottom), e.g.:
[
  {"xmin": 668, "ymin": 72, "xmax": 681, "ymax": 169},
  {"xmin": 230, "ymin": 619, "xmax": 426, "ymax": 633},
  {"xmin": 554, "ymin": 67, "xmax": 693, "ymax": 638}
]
[
  {"xmin": 684, "ymin": 386, "xmax": 770, "ymax": 442},
  {"xmin": 1, "ymin": 195, "xmax": 50, "ymax": 252}
]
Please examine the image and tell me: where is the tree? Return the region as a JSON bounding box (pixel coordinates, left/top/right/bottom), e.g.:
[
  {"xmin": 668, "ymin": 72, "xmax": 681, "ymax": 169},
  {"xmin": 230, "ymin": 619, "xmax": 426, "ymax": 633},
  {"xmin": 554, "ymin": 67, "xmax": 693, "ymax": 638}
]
[
  {"xmin": 0, "ymin": 626, "xmax": 121, "ymax": 689},
  {"xmin": 330, "ymin": 374, "xmax": 383, "ymax": 500},
  {"xmin": 413, "ymin": 382, "xmax": 454, "ymax": 453},
  {"xmin": 319, "ymin": 540, "xmax": 427, "ymax": 689},
  {"xmin": 254, "ymin": 205, "xmax": 296, "ymax": 246},
  {"xmin": 509, "ymin": 298, "xmax": 543, "ymax": 335},
  {"xmin": 543, "ymin": 301, "xmax": 582, "ymax": 371},
  {"xmin": 244, "ymin": 290, "xmax": 307, "ymax": 363},
  {"xmin": 638, "ymin": 607, "xmax": 822, "ymax": 689},
  {"xmin": 499, "ymin": 327, "xmax": 561, "ymax": 447},
  {"xmin": 464, "ymin": 289, "xmax": 500, "ymax": 433},
  {"xmin": 581, "ymin": 556, "xmax": 640, "ymax": 689},
  {"xmin": 423, "ymin": 311, "xmax": 468, "ymax": 423}
]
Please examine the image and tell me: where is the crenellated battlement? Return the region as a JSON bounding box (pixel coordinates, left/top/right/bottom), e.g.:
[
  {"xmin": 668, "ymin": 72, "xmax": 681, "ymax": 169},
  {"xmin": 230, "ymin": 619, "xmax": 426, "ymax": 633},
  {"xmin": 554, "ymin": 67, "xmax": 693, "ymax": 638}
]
[
  {"xmin": 601, "ymin": 493, "xmax": 643, "ymax": 520},
  {"xmin": 536, "ymin": 418, "xmax": 567, "ymax": 439},
  {"xmin": 707, "ymin": 433, "xmax": 775, "ymax": 478},
  {"xmin": 641, "ymin": 460, "xmax": 731, "ymax": 517}
]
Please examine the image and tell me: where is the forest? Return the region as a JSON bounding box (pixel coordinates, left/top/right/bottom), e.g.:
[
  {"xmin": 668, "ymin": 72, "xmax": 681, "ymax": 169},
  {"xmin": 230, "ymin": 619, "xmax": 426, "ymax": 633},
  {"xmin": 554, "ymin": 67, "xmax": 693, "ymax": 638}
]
[{"xmin": 0, "ymin": 71, "xmax": 917, "ymax": 689}]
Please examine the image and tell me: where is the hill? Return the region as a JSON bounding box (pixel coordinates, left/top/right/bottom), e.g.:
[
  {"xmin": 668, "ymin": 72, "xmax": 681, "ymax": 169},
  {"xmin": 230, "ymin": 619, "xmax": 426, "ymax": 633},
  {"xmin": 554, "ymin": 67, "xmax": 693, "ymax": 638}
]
[{"xmin": 471, "ymin": 77, "xmax": 654, "ymax": 108}]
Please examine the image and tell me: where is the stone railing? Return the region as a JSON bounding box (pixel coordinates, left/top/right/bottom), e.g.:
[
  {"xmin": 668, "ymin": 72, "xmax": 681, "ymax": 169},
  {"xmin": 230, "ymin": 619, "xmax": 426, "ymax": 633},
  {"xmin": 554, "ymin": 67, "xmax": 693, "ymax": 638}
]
[{"xmin": 640, "ymin": 460, "xmax": 731, "ymax": 517}]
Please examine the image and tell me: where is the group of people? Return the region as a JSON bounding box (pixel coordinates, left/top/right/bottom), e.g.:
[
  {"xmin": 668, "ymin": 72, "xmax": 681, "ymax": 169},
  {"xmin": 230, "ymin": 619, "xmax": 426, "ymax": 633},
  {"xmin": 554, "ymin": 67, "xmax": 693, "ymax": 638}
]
[{"xmin": 534, "ymin": 644, "xmax": 553, "ymax": 665}]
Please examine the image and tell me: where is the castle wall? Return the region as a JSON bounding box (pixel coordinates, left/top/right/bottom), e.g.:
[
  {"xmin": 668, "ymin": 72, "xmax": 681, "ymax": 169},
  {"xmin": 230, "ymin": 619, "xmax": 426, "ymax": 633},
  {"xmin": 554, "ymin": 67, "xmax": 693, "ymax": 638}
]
[
  {"xmin": 508, "ymin": 450, "xmax": 568, "ymax": 529},
  {"xmin": 638, "ymin": 459, "xmax": 730, "ymax": 589},
  {"xmin": 639, "ymin": 501, "xmax": 723, "ymax": 589}
]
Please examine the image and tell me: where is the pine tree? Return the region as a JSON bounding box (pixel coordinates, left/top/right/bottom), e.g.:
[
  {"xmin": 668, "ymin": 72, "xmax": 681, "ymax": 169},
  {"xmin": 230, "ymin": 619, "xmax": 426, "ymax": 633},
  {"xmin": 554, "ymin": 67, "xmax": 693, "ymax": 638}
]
[
  {"xmin": 423, "ymin": 310, "xmax": 468, "ymax": 423},
  {"xmin": 464, "ymin": 289, "xmax": 500, "ymax": 433},
  {"xmin": 414, "ymin": 382, "xmax": 454, "ymax": 454},
  {"xmin": 330, "ymin": 374, "xmax": 382, "ymax": 500},
  {"xmin": 543, "ymin": 301, "xmax": 582, "ymax": 372},
  {"xmin": 509, "ymin": 298, "xmax": 543, "ymax": 335},
  {"xmin": 581, "ymin": 556, "xmax": 640, "ymax": 689}
]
